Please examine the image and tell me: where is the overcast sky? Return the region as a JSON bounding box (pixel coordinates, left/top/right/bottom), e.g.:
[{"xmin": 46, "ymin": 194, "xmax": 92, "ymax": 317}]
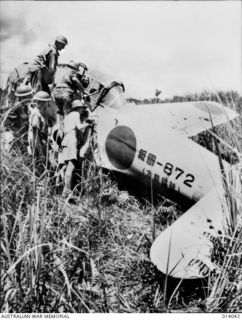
[{"xmin": 0, "ymin": 1, "xmax": 241, "ymax": 98}]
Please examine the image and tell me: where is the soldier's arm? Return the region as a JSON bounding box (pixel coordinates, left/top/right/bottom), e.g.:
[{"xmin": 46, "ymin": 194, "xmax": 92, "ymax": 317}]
[
  {"xmin": 31, "ymin": 114, "xmax": 41, "ymax": 129},
  {"xmin": 48, "ymin": 51, "xmax": 57, "ymax": 71},
  {"xmin": 76, "ymin": 115, "xmax": 90, "ymax": 131},
  {"xmin": 32, "ymin": 124, "xmax": 44, "ymax": 157},
  {"xmin": 32, "ymin": 114, "xmax": 47, "ymax": 142}
]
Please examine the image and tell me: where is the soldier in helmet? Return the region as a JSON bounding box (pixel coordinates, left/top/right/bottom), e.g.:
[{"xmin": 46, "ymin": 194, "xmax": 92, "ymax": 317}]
[
  {"xmin": 58, "ymin": 99, "xmax": 93, "ymax": 198},
  {"xmin": 4, "ymin": 84, "xmax": 33, "ymax": 151},
  {"xmin": 53, "ymin": 60, "xmax": 86, "ymax": 128},
  {"xmin": 10, "ymin": 85, "xmax": 33, "ymax": 128},
  {"xmin": 28, "ymin": 91, "xmax": 51, "ymax": 161},
  {"xmin": 24, "ymin": 35, "xmax": 68, "ymax": 94}
]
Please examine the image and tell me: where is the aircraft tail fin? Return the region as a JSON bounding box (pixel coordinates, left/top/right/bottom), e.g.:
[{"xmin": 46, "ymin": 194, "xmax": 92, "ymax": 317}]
[{"xmin": 150, "ymin": 187, "xmax": 230, "ymax": 278}]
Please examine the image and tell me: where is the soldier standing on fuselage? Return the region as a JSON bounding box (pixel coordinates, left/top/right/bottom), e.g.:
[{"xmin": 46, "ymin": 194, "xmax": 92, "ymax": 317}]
[{"xmin": 24, "ymin": 35, "xmax": 68, "ymax": 94}]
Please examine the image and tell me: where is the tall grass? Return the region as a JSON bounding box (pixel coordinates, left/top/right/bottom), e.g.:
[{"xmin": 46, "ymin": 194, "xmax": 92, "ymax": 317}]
[
  {"xmin": 205, "ymin": 138, "xmax": 242, "ymax": 312},
  {"xmin": 1, "ymin": 144, "xmax": 156, "ymax": 312}
]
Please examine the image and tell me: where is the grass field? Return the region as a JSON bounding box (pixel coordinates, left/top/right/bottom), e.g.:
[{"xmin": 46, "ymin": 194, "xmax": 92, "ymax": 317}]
[{"xmin": 0, "ymin": 90, "xmax": 241, "ymax": 313}]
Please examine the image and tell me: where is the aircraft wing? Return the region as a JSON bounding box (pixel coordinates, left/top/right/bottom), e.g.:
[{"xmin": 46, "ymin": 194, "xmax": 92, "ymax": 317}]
[
  {"xmin": 150, "ymin": 186, "xmax": 230, "ymax": 278},
  {"xmin": 123, "ymin": 101, "xmax": 238, "ymax": 137}
]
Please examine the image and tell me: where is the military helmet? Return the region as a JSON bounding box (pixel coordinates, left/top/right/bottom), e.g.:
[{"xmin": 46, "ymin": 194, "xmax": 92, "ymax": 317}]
[
  {"xmin": 33, "ymin": 91, "xmax": 51, "ymax": 102},
  {"xmin": 15, "ymin": 85, "xmax": 33, "ymax": 97},
  {"xmin": 55, "ymin": 35, "xmax": 68, "ymax": 45},
  {"xmin": 71, "ymin": 99, "xmax": 87, "ymax": 109}
]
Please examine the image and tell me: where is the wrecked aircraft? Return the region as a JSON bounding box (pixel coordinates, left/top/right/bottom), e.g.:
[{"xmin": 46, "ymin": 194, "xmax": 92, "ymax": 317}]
[
  {"xmin": 80, "ymin": 69, "xmax": 240, "ymax": 279},
  {"xmin": 4, "ymin": 65, "xmax": 240, "ymax": 279}
]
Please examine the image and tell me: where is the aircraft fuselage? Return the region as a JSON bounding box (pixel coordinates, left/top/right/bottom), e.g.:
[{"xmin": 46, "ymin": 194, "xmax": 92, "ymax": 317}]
[{"xmin": 95, "ymin": 105, "xmax": 225, "ymax": 205}]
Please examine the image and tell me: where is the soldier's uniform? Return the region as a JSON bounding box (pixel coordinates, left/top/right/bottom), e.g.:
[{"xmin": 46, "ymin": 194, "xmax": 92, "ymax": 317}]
[
  {"xmin": 28, "ymin": 91, "xmax": 51, "ymax": 160},
  {"xmin": 58, "ymin": 100, "xmax": 91, "ymax": 197},
  {"xmin": 53, "ymin": 61, "xmax": 85, "ymax": 126},
  {"xmin": 4, "ymin": 85, "xmax": 33, "ymax": 152},
  {"xmin": 24, "ymin": 36, "xmax": 68, "ymax": 94}
]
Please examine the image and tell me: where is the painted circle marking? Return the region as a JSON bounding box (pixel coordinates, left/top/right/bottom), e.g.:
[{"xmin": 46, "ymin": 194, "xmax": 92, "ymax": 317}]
[{"xmin": 105, "ymin": 125, "xmax": 137, "ymax": 170}]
